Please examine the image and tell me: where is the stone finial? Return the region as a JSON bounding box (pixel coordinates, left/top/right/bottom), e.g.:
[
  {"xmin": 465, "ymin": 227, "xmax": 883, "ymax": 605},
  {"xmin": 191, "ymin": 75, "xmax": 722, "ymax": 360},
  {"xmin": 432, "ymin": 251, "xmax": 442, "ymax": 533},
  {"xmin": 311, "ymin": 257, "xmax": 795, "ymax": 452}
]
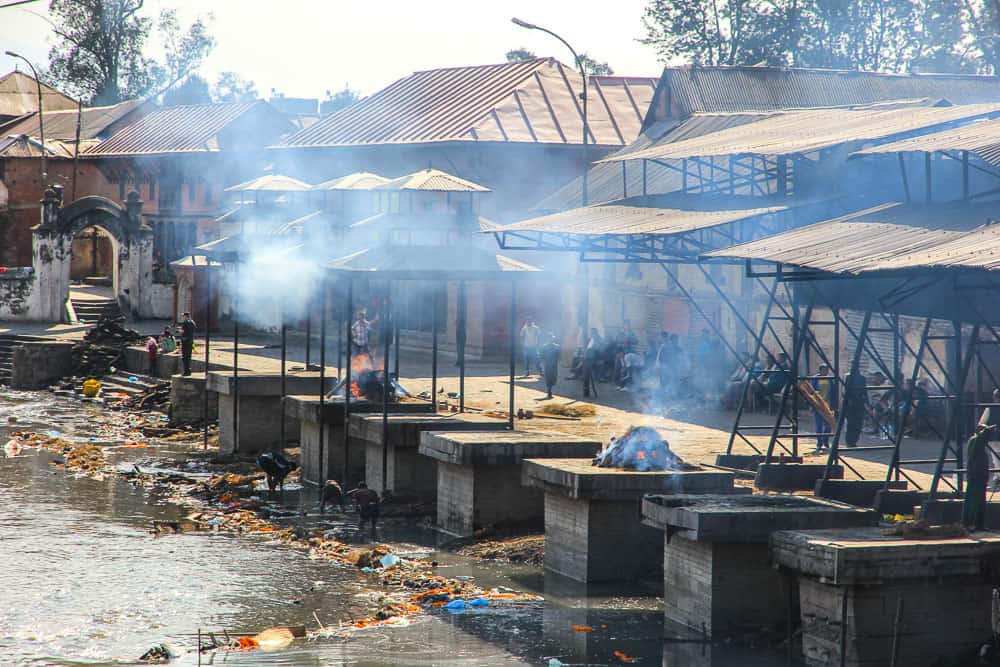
[
  {"xmin": 126, "ymin": 190, "xmax": 143, "ymax": 224},
  {"xmin": 40, "ymin": 185, "xmax": 63, "ymax": 226}
]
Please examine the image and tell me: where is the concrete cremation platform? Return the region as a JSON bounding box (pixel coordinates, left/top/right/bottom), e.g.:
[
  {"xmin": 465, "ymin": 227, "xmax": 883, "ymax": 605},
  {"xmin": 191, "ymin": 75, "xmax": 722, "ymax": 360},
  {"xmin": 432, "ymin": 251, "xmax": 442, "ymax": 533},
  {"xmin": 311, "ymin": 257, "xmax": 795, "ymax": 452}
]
[
  {"xmin": 641, "ymin": 494, "xmax": 876, "ymax": 639},
  {"xmin": 207, "ymin": 372, "xmax": 334, "ymax": 456},
  {"xmin": 771, "ymin": 527, "xmax": 1000, "ymax": 666},
  {"xmin": 284, "ymin": 394, "xmax": 434, "ymax": 486},
  {"xmin": 348, "ymin": 412, "xmax": 508, "ymax": 496},
  {"xmin": 522, "ymin": 458, "xmax": 744, "ymax": 583},
  {"xmin": 419, "ymin": 430, "xmax": 602, "ymax": 537}
]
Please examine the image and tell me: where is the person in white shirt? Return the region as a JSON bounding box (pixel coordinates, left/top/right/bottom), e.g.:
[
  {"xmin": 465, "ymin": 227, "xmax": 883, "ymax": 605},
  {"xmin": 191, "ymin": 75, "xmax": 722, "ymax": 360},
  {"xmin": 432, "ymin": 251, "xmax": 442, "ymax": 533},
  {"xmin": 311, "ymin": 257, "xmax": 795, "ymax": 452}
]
[{"xmin": 520, "ymin": 318, "xmax": 542, "ymax": 375}]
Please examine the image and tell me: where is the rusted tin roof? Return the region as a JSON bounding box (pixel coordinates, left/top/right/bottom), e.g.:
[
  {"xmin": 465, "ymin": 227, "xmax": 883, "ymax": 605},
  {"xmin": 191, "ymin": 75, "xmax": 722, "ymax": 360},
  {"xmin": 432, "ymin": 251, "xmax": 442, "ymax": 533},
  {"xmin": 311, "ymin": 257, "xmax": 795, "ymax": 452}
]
[
  {"xmin": 0, "ymin": 99, "xmax": 146, "ymax": 141},
  {"xmin": 0, "ymin": 71, "xmax": 77, "ymax": 118},
  {"xmin": 657, "ymin": 66, "xmax": 1000, "ymax": 118},
  {"xmin": 600, "ymin": 103, "xmax": 1000, "ymax": 162},
  {"xmin": 376, "ymin": 168, "xmax": 489, "ymax": 193},
  {"xmin": 704, "ymin": 201, "xmax": 1000, "ymax": 274},
  {"xmin": 326, "ymin": 244, "xmax": 540, "ymax": 279},
  {"xmin": 0, "ymin": 134, "xmax": 78, "ymax": 158},
  {"xmin": 852, "ymin": 117, "xmax": 1000, "ymax": 167},
  {"xmin": 276, "ymin": 58, "xmax": 656, "ymax": 148},
  {"xmin": 313, "ymin": 172, "xmax": 390, "ymax": 190},
  {"xmin": 84, "ymin": 101, "xmax": 293, "ymax": 156}
]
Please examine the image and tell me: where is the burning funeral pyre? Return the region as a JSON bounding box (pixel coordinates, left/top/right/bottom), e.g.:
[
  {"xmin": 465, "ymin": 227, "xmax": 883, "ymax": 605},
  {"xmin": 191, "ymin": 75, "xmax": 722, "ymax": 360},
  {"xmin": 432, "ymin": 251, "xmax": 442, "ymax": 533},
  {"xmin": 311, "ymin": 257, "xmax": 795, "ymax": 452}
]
[
  {"xmin": 593, "ymin": 426, "xmax": 694, "ymax": 472},
  {"xmin": 329, "ymin": 352, "xmax": 410, "ymax": 403}
]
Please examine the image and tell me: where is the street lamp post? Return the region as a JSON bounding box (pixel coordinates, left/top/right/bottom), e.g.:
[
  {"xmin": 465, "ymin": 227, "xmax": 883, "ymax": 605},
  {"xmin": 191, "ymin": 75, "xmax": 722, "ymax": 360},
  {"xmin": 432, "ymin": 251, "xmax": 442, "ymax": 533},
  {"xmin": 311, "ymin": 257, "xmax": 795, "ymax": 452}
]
[
  {"xmin": 5, "ymin": 51, "xmax": 46, "ymax": 187},
  {"xmin": 511, "ymin": 18, "xmax": 589, "ymax": 207}
]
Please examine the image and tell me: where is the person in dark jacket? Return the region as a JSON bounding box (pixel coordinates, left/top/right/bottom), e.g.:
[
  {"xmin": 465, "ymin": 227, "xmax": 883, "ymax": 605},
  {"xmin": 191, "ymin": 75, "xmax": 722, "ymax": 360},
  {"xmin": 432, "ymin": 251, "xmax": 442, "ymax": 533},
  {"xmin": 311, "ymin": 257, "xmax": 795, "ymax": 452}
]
[
  {"xmin": 180, "ymin": 312, "xmax": 196, "ymax": 376},
  {"xmin": 540, "ymin": 333, "xmax": 560, "ymax": 399},
  {"xmin": 843, "ymin": 365, "xmax": 868, "ymax": 447},
  {"xmin": 963, "ymin": 423, "xmax": 995, "ymax": 531}
]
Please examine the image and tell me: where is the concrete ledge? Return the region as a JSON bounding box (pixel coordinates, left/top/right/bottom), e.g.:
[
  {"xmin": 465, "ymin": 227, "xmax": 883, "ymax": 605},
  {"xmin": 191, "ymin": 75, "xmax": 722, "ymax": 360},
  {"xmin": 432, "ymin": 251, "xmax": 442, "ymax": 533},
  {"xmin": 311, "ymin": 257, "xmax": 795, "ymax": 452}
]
[
  {"xmin": 814, "ymin": 479, "xmax": 908, "ymax": 508},
  {"xmin": 755, "ymin": 463, "xmax": 842, "ymax": 491},
  {"xmin": 919, "ymin": 498, "xmax": 1000, "ymax": 526},
  {"xmin": 420, "ymin": 430, "xmax": 601, "ymax": 466},
  {"xmin": 169, "ymin": 373, "xmax": 217, "ymax": 425},
  {"xmin": 642, "ymin": 493, "xmax": 876, "ymax": 542},
  {"xmin": 715, "ymin": 453, "xmax": 802, "ymax": 471},
  {"xmin": 523, "ymin": 458, "xmax": 739, "ymax": 501},
  {"xmin": 348, "ymin": 413, "xmax": 508, "ymax": 447},
  {"xmin": 872, "ymin": 489, "xmax": 923, "ymax": 515},
  {"xmin": 284, "ymin": 394, "xmax": 434, "ymax": 423},
  {"xmin": 207, "ymin": 371, "xmax": 334, "ymax": 396}
]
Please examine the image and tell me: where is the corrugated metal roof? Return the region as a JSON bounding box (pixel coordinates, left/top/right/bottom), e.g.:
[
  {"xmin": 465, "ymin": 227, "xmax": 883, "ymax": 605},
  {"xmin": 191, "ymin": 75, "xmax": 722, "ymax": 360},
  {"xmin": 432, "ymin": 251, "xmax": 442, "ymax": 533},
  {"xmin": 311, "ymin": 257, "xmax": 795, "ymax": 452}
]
[
  {"xmin": 0, "ymin": 134, "xmax": 78, "ymax": 158},
  {"xmin": 867, "ymin": 224, "xmax": 1000, "ymax": 272},
  {"xmin": 326, "ymin": 244, "xmax": 540, "ymax": 277},
  {"xmin": 84, "ymin": 101, "xmax": 290, "ymax": 156},
  {"xmin": 661, "ymin": 66, "xmax": 1000, "ymax": 118},
  {"xmin": 501, "ymin": 193, "xmax": 791, "ymax": 237},
  {"xmin": 0, "ymin": 99, "xmax": 146, "ymax": 141},
  {"xmin": 531, "ymin": 113, "xmax": 771, "ymax": 212},
  {"xmin": 600, "ymin": 103, "xmax": 1000, "ymax": 162},
  {"xmin": 704, "ymin": 201, "xmax": 1000, "ymax": 274},
  {"xmin": 224, "ymin": 174, "xmax": 311, "ymax": 192},
  {"xmin": 376, "ymin": 168, "xmax": 490, "ymax": 192},
  {"xmin": 276, "ymin": 58, "xmax": 656, "ymax": 148},
  {"xmin": 313, "ymin": 172, "xmax": 390, "ymax": 190},
  {"xmin": 0, "ymin": 71, "xmax": 78, "ymax": 117},
  {"xmin": 851, "ymin": 117, "xmax": 1000, "ymax": 167}
]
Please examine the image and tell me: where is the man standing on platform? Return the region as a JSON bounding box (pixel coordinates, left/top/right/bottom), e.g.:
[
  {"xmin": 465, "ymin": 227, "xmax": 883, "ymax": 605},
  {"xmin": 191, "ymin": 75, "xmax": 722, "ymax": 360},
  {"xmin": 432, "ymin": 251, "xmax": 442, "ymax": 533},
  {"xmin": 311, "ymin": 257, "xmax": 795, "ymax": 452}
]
[
  {"xmin": 963, "ymin": 423, "xmax": 995, "ymax": 531},
  {"xmin": 180, "ymin": 312, "xmax": 196, "ymax": 376},
  {"xmin": 540, "ymin": 333, "xmax": 561, "ymax": 399}
]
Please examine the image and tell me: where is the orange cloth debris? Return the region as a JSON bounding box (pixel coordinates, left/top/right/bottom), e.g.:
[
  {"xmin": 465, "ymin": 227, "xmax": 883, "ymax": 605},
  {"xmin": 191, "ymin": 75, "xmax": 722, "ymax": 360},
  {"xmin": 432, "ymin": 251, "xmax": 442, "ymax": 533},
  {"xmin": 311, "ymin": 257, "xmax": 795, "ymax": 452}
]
[
  {"xmin": 614, "ymin": 650, "xmax": 638, "ymax": 662},
  {"xmin": 572, "ymin": 625, "xmax": 594, "ymax": 632},
  {"xmin": 236, "ymin": 636, "xmax": 259, "ymax": 650}
]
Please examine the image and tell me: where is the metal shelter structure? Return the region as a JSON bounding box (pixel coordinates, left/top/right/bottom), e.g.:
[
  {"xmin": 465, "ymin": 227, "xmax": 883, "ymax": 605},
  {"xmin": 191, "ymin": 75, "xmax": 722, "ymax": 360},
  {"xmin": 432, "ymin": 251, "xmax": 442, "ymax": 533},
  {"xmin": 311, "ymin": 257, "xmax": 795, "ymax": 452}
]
[{"xmin": 706, "ymin": 203, "xmax": 1000, "ymax": 503}]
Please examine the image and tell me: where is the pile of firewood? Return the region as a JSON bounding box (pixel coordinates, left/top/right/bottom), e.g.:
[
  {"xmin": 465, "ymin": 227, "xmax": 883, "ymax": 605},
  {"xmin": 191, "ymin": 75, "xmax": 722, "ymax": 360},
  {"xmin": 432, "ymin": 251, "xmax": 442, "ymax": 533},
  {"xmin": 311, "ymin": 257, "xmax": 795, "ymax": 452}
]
[
  {"xmin": 108, "ymin": 382, "xmax": 170, "ymax": 411},
  {"xmin": 72, "ymin": 317, "xmax": 143, "ymax": 376}
]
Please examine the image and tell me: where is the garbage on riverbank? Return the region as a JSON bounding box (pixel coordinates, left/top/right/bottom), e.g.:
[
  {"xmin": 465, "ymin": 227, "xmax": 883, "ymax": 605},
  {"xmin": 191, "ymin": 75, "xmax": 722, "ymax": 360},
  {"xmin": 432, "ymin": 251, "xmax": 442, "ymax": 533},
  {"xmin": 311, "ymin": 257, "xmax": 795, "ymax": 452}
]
[
  {"xmin": 72, "ymin": 318, "xmax": 143, "ymax": 376},
  {"xmin": 456, "ymin": 535, "xmax": 544, "ymax": 566}
]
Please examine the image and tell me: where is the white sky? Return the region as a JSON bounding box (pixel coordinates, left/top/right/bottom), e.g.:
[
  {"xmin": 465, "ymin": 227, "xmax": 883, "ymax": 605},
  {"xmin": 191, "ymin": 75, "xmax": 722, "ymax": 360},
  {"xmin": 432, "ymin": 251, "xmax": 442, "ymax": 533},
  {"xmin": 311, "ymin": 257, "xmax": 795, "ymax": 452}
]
[{"xmin": 0, "ymin": 0, "xmax": 664, "ymax": 100}]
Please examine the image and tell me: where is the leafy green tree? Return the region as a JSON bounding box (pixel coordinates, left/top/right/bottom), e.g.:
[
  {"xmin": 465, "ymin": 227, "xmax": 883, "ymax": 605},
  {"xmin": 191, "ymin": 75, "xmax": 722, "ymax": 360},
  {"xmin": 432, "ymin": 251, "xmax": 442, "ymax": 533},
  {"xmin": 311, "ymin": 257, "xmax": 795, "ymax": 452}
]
[
  {"xmin": 46, "ymin": 0, "xmax": 214, "ymax": 105},
  {"xmin": 214, "ymin": 71, "xmax": 258, "ymax": 103},
  {"xmin": 578, "ymin": 53, "xmax": 615, "ymax": 75},
  {"xmin": 162, "ymin": 74, "xmax": 211, "ymax": 106},
  {"xmin": 506, "ymin": 48, "xmax": 537, "ymax": 62}
]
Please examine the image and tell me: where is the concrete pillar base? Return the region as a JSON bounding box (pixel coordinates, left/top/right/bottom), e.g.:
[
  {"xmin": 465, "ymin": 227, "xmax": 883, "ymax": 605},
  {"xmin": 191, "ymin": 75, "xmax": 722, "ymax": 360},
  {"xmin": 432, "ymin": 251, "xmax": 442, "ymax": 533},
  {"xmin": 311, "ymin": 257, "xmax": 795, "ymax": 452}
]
[
  {"xmin": 799, "ymin": 576, "xmax": 992, "ymax": 666},
  {"xmin": 169, "ymin": 373, "xmax": 217, "ymax": 425},
  {"xmin": 365, "ymin": 440, "xmax": 437, "ymax": 497},
  {"xmin": 300, "ymin": 421, "xmax": 365, "ymax": 487},
  {"xmin": 436, "ymin": 461, "xmax": 543, "ymax": 537},
  {"xmin": 543, "ymin": 492, "xmax": 661, "ymax": 583},
  {"xmin": 218, "ymin": 394, "xmax": 298, "ymax": 457}
]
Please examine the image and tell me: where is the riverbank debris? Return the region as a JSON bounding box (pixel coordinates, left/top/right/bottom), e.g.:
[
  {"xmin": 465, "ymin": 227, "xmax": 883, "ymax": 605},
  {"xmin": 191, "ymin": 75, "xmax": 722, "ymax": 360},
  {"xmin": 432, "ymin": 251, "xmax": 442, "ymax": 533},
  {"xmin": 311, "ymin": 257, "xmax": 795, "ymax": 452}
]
[
  {"xmin": 72, "ymin": 318, "xmax": 143, "ymax": 376},
  {"xmin": 138, "ymin": 644, "xmax": 174, "ymax": 662},
  {"xmin": 456, "ymin": 535, "xmax": 544, "ymax": 566}
]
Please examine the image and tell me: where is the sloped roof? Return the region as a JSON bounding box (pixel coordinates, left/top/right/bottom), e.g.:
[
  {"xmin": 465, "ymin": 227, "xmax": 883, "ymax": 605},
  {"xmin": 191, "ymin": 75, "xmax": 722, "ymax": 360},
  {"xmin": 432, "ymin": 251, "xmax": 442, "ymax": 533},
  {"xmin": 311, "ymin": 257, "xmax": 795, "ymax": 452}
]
[
  {"xmin": 84, "ymin": 101, "xmax": 292, "ymax": 156},
  {"xmin": 703, "ymin": 201, "xmax": 1000, "ymax": 274},
  {"xmin": 501, "ymin": 194, "xmax": 792, "ymax": 237},
  {"xmin": 225, "ymin": 174, "xmax": 311, "ymax": 192},
  {"xmin": 313, "ymin": 172, "xmax": 390, "ymax": 190},
  {"xmin": 0, "ymin": 134, "xmax": 76, "ymax": 158},
  {"xmin": 852, "ymin": 117, "xmax": 1000, "ymax": 167},
  {"xmin": 0, "ymin": 99, "xmax": 146, "ymax": 141},
  {"xmin": 657, "ymin": 66, "xmax": 1000, "ymax": 119},
  {"xmin": 376, "ymin": 168, "xmax": 489, "ymax": 193},
  {"xmin": 600, "ymin": 103, "xmax": 1000, "ymax": 162},
  {"xmin": 0, "ymin": 71, "xmax": 77, "ymax": 118},
  {"xmin": 276, "ymin": 58, "xmax": 657, "ymax": 148}
]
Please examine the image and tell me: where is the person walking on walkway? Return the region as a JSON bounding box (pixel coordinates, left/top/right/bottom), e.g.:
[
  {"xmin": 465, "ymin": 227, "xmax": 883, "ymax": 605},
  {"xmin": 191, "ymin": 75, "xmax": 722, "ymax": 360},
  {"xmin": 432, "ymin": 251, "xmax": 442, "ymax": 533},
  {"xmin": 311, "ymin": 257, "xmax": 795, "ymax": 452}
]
[
  {"xmin": 811, "ymin": 364, "xmax": 834, "ymax": 451},
  {"xmin": 582, "ymin": 328, "xmax": 601, "ymax": 398},
  {"xmin": 540, "ymin": 333, "xmax": 560, "ymax": 399},
  {"xmin": 179, "ymin": 312, "xmax": 196, "ymax": 376},
  {"xmin": 520, "ymin": 317, "xmax": 542, "ymax": 376}
]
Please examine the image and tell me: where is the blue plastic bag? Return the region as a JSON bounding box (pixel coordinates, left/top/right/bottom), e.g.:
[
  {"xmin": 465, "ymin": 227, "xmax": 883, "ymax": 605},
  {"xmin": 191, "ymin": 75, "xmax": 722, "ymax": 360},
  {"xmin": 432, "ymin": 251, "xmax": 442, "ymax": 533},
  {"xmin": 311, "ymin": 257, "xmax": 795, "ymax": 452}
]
[
  {"xmin": 379, "ymin": 554, "xmax": 400, "ymax": 568},
  {"xmin": 443, "ymin": 599, "xmax": 467, "ymax": 610},
  {"xmin": 469, "ymin": 598, "xmax": 489, "ymax": 607}
]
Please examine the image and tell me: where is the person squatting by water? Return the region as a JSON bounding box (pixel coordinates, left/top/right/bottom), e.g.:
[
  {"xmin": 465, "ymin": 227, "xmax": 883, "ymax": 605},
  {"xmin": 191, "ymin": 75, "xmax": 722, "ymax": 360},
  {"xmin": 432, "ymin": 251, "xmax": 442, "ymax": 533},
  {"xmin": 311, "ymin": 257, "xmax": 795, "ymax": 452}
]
[
  {"xmin": 520, "ymin": 317, "xmax": 542, "ymax": 376},
  {"xmin": 540, "ymin": 333, "xmax": 560, "ymax": 399},
  {"xmin": 179, "ymin": 312, "xmax": 195, "ymax": 376},
  {"xmin": 347, "ymin": 482, "xmax": 381, "ymax": 534}
]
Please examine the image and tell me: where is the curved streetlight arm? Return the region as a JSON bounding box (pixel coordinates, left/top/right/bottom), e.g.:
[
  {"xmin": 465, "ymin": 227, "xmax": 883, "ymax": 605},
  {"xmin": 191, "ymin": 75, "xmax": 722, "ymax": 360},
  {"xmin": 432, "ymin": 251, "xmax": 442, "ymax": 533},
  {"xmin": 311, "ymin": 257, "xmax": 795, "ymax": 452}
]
[
  {"xmin": 5, "ymin": 50, "xmax": 46, "ymax": 187},
  {"xmin": 510, "ymin": 18, "xmax": 589, "ymax": 206}
]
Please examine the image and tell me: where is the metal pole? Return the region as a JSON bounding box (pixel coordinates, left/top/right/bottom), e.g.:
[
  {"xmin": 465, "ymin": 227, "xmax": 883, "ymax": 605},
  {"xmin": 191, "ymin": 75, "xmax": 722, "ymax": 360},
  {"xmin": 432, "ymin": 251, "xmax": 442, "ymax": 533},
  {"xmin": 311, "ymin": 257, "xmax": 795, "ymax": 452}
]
[
  {"xmin": 963, "ymin": 150, "xmax": 970, "ymax": 200},
  {"xmin": 202, "ymin": 260, "xmax": 212, "ymax": 450},
  {"xmin": 5, "ymin": 52, "xmax": 45, "ymax": 186},
  {"xmin": 509, "ymin": 281, "xmax": 517, "ymax": 430},
  {"xmin": 280, "ymin": 322, "xmax": 287, "ymax": 451},
  {"xmin": 381, "ymin": 281, "xmax": 391, "ymax": 491},
  {"xmin": 319, "ymin": 280, "xmax": 327, "ymax": 486},
  {"xmin": 459, "ymin": 281, "xmax": 467, "ymax": 413},
  {"xmin": 72, "ymin": 98, "xmax": 82, "ymax": 199},
  {"xmin": 925, "ymin": 152, "xmax": 932, "ymax": 203},
  {"xmin": 431, "ymin": 285, "xmax": 439, "ymax": 410},
  {"xmin": 305, "ymin": 301, "xmax": 312, "ymax": 368},
  {"xmin": 232, "ymin": 261, "xmax": 240, "ymax": 454},
  {"xmin": 394, "ymin": 308, "xmax": 400, "ymax": 380},
  {"xmin": 343, "ymin": 279, "xmax": 353, "ymax": 482},
  {"xmin": 898, "ymin": 154, "xmax": 911, "ymax": 202}
]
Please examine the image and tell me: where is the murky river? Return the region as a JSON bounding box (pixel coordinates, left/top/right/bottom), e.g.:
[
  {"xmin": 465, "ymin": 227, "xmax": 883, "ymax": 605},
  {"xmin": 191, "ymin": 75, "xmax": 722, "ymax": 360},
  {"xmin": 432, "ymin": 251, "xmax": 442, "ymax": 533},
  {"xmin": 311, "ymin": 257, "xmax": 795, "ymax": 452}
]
[{"xmin": 0, "ymin": 390, "xmax": 788, "ymax": 666}]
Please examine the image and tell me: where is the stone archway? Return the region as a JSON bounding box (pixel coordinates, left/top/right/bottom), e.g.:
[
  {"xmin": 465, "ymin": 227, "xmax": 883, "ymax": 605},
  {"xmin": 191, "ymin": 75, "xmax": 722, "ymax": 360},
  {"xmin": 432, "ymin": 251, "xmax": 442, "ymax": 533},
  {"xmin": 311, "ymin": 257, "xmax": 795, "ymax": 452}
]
[{"xmin": 31, "ymin": 187, "xmax": 154, "ymax": 321}]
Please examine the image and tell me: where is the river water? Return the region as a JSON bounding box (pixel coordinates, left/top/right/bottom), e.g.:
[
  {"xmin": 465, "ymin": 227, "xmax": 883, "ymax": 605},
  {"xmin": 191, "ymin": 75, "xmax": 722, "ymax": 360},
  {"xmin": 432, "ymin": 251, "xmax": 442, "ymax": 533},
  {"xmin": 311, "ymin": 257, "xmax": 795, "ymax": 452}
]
[{"xmin": 0, "ymin": 390, "xmax": 787, "ymax": 666}]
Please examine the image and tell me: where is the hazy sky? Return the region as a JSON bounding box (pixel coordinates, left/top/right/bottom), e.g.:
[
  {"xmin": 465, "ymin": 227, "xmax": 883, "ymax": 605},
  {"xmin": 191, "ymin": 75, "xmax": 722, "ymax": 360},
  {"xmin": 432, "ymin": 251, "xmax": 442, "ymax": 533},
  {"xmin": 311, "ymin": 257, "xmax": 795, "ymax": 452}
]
[{"xmin": 0, "ymin": 0, "xmax": 664, "ymax": 101}]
